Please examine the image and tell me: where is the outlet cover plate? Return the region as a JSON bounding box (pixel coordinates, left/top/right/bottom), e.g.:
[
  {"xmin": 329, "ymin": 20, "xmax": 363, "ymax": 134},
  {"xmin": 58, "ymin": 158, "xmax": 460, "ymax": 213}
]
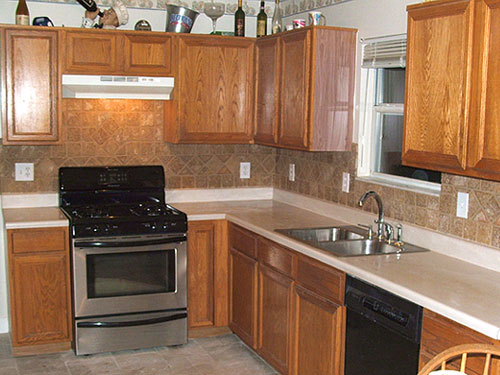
[
  {"xmin": 15, "ymin": 163, "xmax": 34, "ymax": 181},
  {"xmin": 240, "ymin": 162, "xmax": 251, "ymax": 179},
  {"xmin": 342, "ymin": 172, "xmax": 350, "ymax": 193},
  {"xmin": 457, "ymin": 192, "xmax": 469, "ymax": 219},
  {"xmin": 289, "ymin": 164, "xmax": 295, "ymax": 181}
]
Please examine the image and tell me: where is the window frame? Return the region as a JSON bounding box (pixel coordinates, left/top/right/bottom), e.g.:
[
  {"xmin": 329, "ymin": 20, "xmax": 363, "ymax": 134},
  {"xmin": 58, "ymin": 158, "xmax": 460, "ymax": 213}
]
[{"xmin": 356, "ymin": 67, "xmax": 441, "ymax": 196}]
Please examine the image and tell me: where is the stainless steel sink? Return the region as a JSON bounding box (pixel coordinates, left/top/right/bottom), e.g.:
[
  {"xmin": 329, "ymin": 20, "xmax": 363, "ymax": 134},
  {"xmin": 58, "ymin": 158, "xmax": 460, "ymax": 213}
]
[{"xmin": 275, "ymin": 225, "xmax": 429, "ymax": 257}]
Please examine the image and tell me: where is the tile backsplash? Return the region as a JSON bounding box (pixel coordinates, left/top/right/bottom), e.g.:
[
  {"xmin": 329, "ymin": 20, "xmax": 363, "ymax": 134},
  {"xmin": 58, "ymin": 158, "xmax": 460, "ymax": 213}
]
[
  {"xmin": 0, "ymin": 99, "xmax": 275, "ymax": 193},
  {"xmin": 2, "ymin": 99, "xmax": 500, "ymax": 251}
]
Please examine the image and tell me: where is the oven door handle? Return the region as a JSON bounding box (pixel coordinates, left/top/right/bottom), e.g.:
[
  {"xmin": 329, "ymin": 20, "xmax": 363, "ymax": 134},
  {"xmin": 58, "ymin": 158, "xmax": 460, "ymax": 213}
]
[
  {"xmin": 74, "ymin": 236, "xmax": 186, "ymax": 248},
  {"xmin": 76, "ymin": 312, "xmax": 187, "ymax": 328}
]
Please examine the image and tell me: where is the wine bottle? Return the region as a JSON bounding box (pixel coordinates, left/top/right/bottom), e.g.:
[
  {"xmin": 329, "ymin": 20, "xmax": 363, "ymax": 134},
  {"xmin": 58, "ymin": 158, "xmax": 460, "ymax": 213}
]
[
  {"xmin": 76, "ymin": 0, "xmax": 104, "ymax": 17},
  {"xmin": 15, "ymin": 0, "xmax": 30, "ymax": 26},
  {"xmin": 271, "ymin": 0, "xmax": 282, "ymax": 34},
  {"xmin": 234, "ymin": 0, "xmax": 245, "ymax": 37},
  {"xmin": 256, "ymin": 1, "xmax": 267, "ymax": 37}
]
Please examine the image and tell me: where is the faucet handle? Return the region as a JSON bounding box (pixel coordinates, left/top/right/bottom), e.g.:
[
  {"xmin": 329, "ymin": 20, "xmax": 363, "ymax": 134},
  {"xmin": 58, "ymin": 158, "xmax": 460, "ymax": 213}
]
[
  {"xmin": 358, "ymin": 223, "xmax": 373, "ymax": 239},
  {"xmin": 384, "ymin": 223, "xmax": 394, "ymax": 243},
  {"xmin": 395, "ymin": 223, "xmax": 403, "ymax": 245}
]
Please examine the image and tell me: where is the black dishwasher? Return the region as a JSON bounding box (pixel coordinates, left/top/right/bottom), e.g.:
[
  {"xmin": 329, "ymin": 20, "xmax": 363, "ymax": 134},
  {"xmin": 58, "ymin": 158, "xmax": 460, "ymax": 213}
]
[{"xmin": 344, "ymin": 275, "xmax": 423, "ymax": 375}]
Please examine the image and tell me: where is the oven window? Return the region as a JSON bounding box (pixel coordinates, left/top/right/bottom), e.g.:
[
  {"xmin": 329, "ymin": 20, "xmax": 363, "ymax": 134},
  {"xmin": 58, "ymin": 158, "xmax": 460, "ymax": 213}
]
[{"xmin": 86, "ymin": 250, "xmax": 176, "ymax": 298}]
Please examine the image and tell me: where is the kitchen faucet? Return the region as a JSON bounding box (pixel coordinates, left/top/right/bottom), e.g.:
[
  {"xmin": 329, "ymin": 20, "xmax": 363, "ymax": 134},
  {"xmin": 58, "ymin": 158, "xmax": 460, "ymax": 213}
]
[{"xmin": 358, "ymin": 191, "xmax": 386, "ymax": 240}]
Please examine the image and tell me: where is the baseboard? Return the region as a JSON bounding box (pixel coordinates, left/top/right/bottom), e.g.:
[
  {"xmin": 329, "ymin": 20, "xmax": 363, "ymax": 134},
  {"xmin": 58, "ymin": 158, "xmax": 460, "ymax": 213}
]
[{"xmin": 188, "ymin": 326, "xmax": 231, "ymax": 338}]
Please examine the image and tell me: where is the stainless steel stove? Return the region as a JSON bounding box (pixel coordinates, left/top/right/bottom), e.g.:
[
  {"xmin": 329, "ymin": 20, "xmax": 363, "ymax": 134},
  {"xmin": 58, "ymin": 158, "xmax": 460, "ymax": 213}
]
[{"xmin": 59, "ymin": 166, "xmax": 188, "ymax": 355}]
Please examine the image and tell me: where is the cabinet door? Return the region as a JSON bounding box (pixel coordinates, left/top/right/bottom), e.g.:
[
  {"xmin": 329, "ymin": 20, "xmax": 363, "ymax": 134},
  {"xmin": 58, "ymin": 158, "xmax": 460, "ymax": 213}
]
[
  {"xmin": 254, "ymin": 36, "xmax": 281, "ymax": 146},
  {"xmin": 123, "ymin": 34, "xmax": 172, "ymax": 75},
  {"xmin": 279, "ymin": 30, "xmax": 311, "ymax": 150},
  {"xmin": 466, "ymin": 0, "xmax": 500, "ymax": 180},
  {"xmin": 292, "ymin": 285, "xmax": 345, "ymax": 375},
  {"xmin": 10, "ymin": 252, "xmax": 71, "ymax": 346},
  {"xmin": 258, "ymin": 264, "xmax": 293, "ymax": 375},
  {"xmin": 403, "ymin": 0, "xmax": 473, "ymax": 172},
  {"xmin": 187, "ymin": 221, "xmax": 215, "ymax": 328},
  {"xmin": 419, "ymin": 309, "xmax": 500, "ymax": 375},
  {"xmin": 229, "ymin": 248, "xmax": 258, "ymax": 348},
  {"xmin": 173, "ymin": 36, "xmax": 254, "ymax": 143},
  {"xmin": 2, "ymin": 28, "xmax": 60, "ymax": 144},
  {"xmin": 63, "ymin": 30, "xmax": 119, "ymax": 74}
]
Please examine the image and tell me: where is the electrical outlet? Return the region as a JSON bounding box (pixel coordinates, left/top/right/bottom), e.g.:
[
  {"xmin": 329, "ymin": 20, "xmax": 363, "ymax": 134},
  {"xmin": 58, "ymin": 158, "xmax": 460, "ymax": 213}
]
[
  {"xmin": 289, "ymin": 164, "xmax": 295, "ymax": 181},
  {"xmin": 15, "ymin": 163, "xmax": 34, "ymax": 181},
  {"xmin": 342, "ymin": 172, "xmax": 350, "ymax": 193},
  {"xmin": 456, "ymin": 192, "xmax": 469, "ymax": 219},
  {"xmin": 240, "ymin": 162, "xmax": 251, "ymax": 179}
]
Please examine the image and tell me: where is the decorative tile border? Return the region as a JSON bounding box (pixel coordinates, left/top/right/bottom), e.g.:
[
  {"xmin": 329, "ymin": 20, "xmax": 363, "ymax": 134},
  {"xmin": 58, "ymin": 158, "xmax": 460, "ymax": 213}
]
[{"xmin": 30, "ymin": 0, "xmax": 352, "ymax": 17}]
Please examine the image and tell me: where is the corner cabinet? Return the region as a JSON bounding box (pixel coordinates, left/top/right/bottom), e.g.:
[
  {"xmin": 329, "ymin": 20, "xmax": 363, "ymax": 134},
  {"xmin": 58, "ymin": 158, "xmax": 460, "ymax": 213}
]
[
  {"xmin": 403, "ymin": 0, "xmax": 500, "ymax": 181},
  {"xmin": 228, "ymin": 223, "xmax": 346, "ymax": 375},
  {"xmin": 7, "ymin": 227, "xmax": 72, "ymax": 355},
  {"xmin": 254, "ymin": 26, "xmax": 357, "ymax": 151},
  {"xmin": 1, "ymin": 27, "xmax": 60, "ymax": 144},
  {"xmin": 165, "ymin": 35, "xmax": 254, "ymax": 143}
]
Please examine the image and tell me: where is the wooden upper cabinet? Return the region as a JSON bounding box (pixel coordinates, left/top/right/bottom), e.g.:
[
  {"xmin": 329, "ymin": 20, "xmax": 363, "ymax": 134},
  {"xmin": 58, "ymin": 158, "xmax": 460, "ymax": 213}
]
[
  {"xmin": 165, "ymin": 35, "xmax": 254, "ymax": 143},
  {"xmin": 404, "ymin": 0, "xmax": 500, "ymax": 181},
  {"xmin": 280, "ymin": 30, "xmax": 311, "ymax": 149},
  {"xmin": 1, "ymin": 27, "xmax": 60, "ymax": 144},
  {"xmin": 62, "ymin": 30, "xmax": 119, "ymax": 74},
  {"xmin": 254, "ymin": 36, "xmax": 281, "ymax": 146},
  {"xmin": 62, "ymin": 30, "xmax": 172, "ymax": 76},
  {"xmin": 467, "ymin": 0, "xmax": 500, "ymax": 179},
  {"xmin": 254, "ymin": 26, "xmax": 357, "ymax": 151},
  {"xmin": 122, "ymin": 34, "xmax": 172, "ymax": 75},
  {"xmin": 404, "ymin": 0, "xmax": 473, "ymax": 173}
]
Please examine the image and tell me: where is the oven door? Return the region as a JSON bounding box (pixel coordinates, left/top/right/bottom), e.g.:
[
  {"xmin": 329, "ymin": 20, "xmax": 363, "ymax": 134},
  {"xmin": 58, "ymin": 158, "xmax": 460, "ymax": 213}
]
[{"xmin": 72, "ymin": 234, "xmax": 187, "ymax": 318}]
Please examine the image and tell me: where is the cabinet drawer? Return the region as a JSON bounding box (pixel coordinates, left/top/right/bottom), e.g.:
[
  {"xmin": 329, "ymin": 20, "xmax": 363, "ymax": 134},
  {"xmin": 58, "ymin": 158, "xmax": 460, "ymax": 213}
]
[
  {"xmin": 258, "ymin": 237, "xmax": 295, "ymax": 277},
  {"xmin": 9, "ymin": 228, "xmax": 68, "ymax": 254},
  {"xmin": 229, "ymin": 224, "xmax": 257, "ymax": 259},
  {"xmin": 296, "ymin": 255, "xmax": 345, "ymax": 304}
]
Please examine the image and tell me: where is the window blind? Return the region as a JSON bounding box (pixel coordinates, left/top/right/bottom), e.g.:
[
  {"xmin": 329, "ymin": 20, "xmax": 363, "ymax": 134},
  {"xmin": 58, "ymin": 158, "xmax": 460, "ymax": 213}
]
[{"xmin": 361, "ymin": 34, "xmax": 406, "ymax": 68}]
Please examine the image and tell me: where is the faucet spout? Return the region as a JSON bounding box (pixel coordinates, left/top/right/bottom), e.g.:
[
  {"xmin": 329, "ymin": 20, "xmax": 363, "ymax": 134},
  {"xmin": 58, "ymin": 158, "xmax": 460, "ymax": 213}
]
[{"xmin": 358, "ymin": 191, "xmax": 385, "ymax": 238}]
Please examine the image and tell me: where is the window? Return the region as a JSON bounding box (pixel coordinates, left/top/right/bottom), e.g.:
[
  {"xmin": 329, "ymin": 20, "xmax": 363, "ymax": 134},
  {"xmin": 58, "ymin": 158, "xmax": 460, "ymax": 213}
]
[{"xmin": 357, "ymin": 34, "xmax": 441, "ymax": 194}]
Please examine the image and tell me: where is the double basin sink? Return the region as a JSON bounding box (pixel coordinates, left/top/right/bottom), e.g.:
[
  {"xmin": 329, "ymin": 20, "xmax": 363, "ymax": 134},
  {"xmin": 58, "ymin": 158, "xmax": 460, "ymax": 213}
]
[{"xmin": 275, "ymin": 225, "xmax": 429, "ymax": 257}]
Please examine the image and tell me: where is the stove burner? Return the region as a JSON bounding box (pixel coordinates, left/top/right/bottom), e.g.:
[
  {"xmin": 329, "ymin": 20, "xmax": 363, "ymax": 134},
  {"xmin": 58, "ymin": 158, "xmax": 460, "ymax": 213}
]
[{"xmin": 131, "ymin": 203, "xmax": 179, "ymax": 217}]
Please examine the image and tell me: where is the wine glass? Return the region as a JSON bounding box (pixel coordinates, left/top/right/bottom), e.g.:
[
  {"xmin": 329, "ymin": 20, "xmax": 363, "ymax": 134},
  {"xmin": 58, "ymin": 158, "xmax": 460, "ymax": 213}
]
[{"xmin": 204, "ymin": 1, "xmax": 225, "ymax": 34}]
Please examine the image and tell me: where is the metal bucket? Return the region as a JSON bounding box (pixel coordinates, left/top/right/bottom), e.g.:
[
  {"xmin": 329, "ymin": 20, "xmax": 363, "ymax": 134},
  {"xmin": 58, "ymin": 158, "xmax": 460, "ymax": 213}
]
[{"xmin": 166, "ymin": 4, "xmax": 199, "ymax": 33}]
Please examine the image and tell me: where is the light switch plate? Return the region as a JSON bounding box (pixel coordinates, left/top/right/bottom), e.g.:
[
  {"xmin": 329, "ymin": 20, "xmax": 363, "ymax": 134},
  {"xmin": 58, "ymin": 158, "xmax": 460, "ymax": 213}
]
[
  {"xmin": 240, "ymin": 162, "xmax": 251, "ymax": 179},
  {"xmin": 289, "ymin": 164, "xmax": 295, "ymax": 181},
  {"xmin": 342, "ymin": 172, "xmax": 350, "ymax": 193},
  {"xmin": 15, "ymin": 163, "xmax": 34, "ymax": 181},
  {"xmin": 456, "ymin": 192, "xmax": 469, "ymax": 219}
]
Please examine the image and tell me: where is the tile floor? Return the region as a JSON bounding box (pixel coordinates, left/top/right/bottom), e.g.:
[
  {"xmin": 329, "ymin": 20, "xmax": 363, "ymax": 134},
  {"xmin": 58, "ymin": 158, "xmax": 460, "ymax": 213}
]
[{"xmin": 0, "ymin": 333, "xmax": 278, "ymax": 375}]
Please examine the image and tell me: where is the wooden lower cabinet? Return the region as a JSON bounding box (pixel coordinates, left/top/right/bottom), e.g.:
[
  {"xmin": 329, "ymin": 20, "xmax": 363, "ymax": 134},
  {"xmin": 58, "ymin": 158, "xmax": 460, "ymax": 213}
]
[
  {"xmin": 7, "ymin": 227, "xmax": 72, "ymax": 355},
  {"xmin": 292, "ymin": 285, "xmax": 345, "ymax": 375},
  {"xmin": 187, "ymin": 220, "xmax": 229, "ymax": 334},
  {"xmin": 419, "ymin": 309, "xmax": 500, "ymax": 375},
  {"xmin": 228, "ymin": 223, "xmax": 345, "ymax": 375},
  {"xmin": 229, "ymin": 246, "xmax": 259, "ymax": 348},
  {"xmin": 258, "ymin": 264, "xmax": 293, "ymax": 374}
]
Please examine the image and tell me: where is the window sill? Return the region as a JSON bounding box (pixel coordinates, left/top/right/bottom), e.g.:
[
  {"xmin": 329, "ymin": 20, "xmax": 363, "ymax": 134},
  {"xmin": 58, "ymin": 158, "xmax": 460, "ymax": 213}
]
[{"xmin": 356, "ymin": 174, "xmax": 441, "ymax": 197}]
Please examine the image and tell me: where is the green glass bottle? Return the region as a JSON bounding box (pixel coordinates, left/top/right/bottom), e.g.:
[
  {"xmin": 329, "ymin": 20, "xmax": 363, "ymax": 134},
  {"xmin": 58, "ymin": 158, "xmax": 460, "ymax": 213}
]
[
  {"xmin": 234, "ymin": 0, "xmax": 245, "ymax": 37},
  {"xmin": 256, "ymin": 1, "xmax": 267, "ymax": 37}
]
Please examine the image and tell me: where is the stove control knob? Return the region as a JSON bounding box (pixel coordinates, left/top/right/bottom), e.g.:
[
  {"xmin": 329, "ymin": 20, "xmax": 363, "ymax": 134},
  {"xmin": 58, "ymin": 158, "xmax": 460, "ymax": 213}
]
[
  {"xmin": 151, "ymin": 223, "xmax": 157, "ymax": 231},
  {"xmin": 92, "ymin": 226, "xmax": 100, "ymax": 234}
]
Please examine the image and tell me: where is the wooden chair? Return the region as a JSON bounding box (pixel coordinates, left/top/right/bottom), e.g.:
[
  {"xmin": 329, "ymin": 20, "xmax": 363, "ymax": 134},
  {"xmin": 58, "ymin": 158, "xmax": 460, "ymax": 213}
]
[{"xmin": 418, "ymin": 343, "xmax": 500, "ymax": 375}]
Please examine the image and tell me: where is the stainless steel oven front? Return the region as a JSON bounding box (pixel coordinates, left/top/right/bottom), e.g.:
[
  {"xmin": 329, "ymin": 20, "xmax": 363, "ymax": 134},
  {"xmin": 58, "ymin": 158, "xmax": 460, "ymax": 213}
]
[{"xmin": 71, "ymin": 233, "xmax": 187, "ymax": 355}]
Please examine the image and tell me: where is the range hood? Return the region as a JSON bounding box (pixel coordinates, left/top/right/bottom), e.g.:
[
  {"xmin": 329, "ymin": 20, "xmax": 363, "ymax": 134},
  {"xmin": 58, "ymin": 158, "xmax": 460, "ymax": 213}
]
[{"xmin": 62, "ymin": 75, "xmax": 174, "ymax": 100}]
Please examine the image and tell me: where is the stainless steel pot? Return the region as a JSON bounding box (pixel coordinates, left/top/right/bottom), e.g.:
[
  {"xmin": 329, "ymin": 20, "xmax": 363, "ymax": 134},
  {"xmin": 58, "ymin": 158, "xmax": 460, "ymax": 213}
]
[{"xmin": 166, "ymin": 4, "xmax": 199, "ymax": 33}]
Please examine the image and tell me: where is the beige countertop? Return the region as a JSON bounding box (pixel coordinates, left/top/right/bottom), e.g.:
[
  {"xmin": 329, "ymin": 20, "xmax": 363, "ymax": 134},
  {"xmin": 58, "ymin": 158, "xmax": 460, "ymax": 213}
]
[
  {"xmin": 3, "ymin": 207, "xmax": 68, "ymax": 229},
  {"xmin": 4, "ymin": 199, "xmax": 500, "ymax": 340}
]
